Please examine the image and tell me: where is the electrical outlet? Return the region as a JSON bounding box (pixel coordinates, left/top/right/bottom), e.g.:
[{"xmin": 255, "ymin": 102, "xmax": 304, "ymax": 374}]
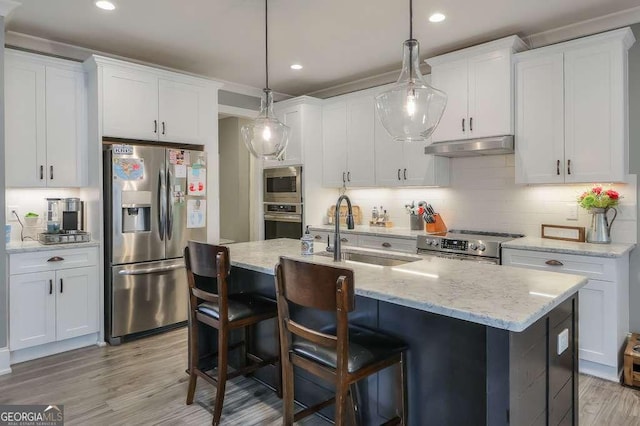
[
  {"xmin": 566, "ymin": 203, "xmax": 578, "ymax": 221},
  {"xmin": 557, "ymin": 328, "xmax": 569, "ymax": 355},
  {"xmin": 6, "ymin": 205, "xmax": 19, "ymax": 221}
]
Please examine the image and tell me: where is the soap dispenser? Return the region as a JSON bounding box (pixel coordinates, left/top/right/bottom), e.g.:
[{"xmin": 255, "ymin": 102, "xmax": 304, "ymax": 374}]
[{"xmin": 301, "ymin": 226, "xmax": 314, "ymax": 255}]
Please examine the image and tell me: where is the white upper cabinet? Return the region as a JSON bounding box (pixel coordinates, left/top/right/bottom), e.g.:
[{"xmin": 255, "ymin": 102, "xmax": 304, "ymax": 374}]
[
  {"xmin": 5, "ymin": 50, "xmax": 87, "ymax": 188},
  {"xmin": 102, "ymin": 66, "xmax": 158, "ymax": 141},
  {"xmin": 427, "ymin": 36, "xmax": 527, "ymax": 143},
  {"xmin": 94, "ymin": 56, "xmax": 218, "ymax": 145},
  {"xmin": 515, "ymin": 28, "xmax": 635, "ymax": 184},
  {"xmin": 322, "ymin": 94, "xmax": 376, "ymax": 188},
  {"xmin": 264, "ymin": 102, "xmax": 303, "ymax": 168}
]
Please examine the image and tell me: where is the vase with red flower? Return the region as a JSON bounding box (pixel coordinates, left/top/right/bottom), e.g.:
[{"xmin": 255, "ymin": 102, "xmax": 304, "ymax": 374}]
[{"xmin": 577, "ymin": 186, "xmax": 621, "ymax": 244}]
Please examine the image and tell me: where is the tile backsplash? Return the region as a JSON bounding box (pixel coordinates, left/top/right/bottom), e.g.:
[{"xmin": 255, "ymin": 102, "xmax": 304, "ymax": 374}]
[
  {"xmin": 332, "ymin": 155, "xmax": 637, "ymax": 244},
  {"xmin": 5, "ymin": 188, "xmax": 81, "ymax": 242}
]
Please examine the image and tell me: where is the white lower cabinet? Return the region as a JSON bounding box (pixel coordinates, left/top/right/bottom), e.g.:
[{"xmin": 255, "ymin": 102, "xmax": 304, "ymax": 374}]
[
  {"xmin": 502, "ymin": 248, "xmax": 629, "ymax": 381},
  {"xmin": 9, "ymin": 247, "xmax": 99, "ymax": 353}
]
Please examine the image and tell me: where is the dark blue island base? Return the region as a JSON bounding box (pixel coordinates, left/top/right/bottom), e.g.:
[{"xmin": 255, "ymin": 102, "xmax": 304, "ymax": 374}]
[{"xmin": 193, "ymin": 267, "xmax": 578, "ymax": 425}]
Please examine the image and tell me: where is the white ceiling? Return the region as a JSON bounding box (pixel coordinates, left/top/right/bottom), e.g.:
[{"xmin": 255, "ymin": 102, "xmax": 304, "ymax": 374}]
[{"xmin": 5, "ymin": 0, "xmax": 640, "ymax": 97}]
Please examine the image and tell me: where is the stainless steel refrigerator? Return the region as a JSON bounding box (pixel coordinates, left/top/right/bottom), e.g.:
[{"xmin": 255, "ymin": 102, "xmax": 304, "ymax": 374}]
[{"xmin": 104, "ymin": 144, "xmax": 207, "ymax": 344}]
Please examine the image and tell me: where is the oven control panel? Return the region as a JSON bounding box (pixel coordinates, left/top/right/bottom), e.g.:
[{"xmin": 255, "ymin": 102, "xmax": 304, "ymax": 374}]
[{"xmin": 440, "ymin": 239, "xmax": 468, "ymax": 251}]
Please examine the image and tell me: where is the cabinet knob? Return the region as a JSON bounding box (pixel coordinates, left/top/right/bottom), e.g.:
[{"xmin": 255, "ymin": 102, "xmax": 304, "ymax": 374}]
[
  {"xmin": 47, "ymin": 256, "xmax": 65, "ymax": 262},
  {"xmin": 545, "ymin": 259, "xmax": 564, "ymax": 266},
  {"xmin": 382, "ymin": 242, "xmax": 392, "ymax": 248}
]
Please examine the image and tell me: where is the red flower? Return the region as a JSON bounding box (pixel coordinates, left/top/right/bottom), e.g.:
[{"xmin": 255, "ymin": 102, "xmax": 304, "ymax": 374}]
[
  {"xmin": 592, "ymin": 186, "xmax": 602, "ymax": 195},
  {"xmin": 606, "ymin": 189, "xmax": 619, "ymax": 200}
]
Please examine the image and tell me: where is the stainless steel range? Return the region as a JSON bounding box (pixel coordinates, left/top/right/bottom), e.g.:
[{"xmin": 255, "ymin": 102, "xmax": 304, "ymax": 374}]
[{"xmin": 417, "ymin": 229, "xmax": 524, "ymax": 264}]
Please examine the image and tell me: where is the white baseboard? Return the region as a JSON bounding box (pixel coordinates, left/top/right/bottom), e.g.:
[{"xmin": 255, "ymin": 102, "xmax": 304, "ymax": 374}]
[
  {"xmin": 10, "ymin": 333, "xmax": 99, "ymax": 365},
  {"xmin": 580, "ymin": 359, "xmax": 621, "ymax": 382},
  {"xmin": 0, "ymin": 348, "xmax": 12, "ymax": 375}
]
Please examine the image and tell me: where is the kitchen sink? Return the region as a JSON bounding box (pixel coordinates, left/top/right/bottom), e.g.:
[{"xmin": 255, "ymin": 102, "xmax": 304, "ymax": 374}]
[{"xmin": 315, "ymin": 250, "xmax": 422, "ymax": 267}]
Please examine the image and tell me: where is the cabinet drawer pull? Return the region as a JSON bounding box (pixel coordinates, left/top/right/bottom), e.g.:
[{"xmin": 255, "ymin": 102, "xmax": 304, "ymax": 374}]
[
  {"xmin": 49, "ymin": 279, "xmax": 53, "ymax": 295},
  {"xmin": 567, "ymin": 159, "xmax": 571, "ymax": 175},
  {"xmin": 40, "ymin": 165, "xmax": 44, "ymax": 180},
  {"xmin": 347, "ymin": 172, "xmax": 351, "ymax": 182},
  {"xmin": 470, "ymin": 117, "xmax": 473, "ymax": 131},
  {"xmin": 314, "ymin": 234, "xmax": 323, "ymax": 240},
  {"xmin": 162, "ymin": 121, "xmax": 166, "ymax": 135},
  {"xmin": 60, "ymin": 278, "xmax": 63, "ymax": 293},
  {"xmin": 397, "ymin": 169, "xmax": 401, "ymax": 180},
  {"xmin": 545, "ymin": 259, "xmax": 564, "ymax": 266},
  {"xmin": 557, "ymin": 160, "xmax": 560, "ymax": 175},
  {"xmin": 154, "ymin": 120, "xmax": 158, "ymax": 133},
  {"xmin": 382, "ymin": 242, "xmax": 392, "ymax": 248},
  {"xmin": 462, "ymin": 118, "xmax": 465, "ymax": 132},
  {"xmin": 342, "ymin": 172, "xmax": 346, "ymax": 183},
  {"xmin": 50, "ymin": 165, "xmax": 54, "ymax": 180},
  {"xmin": 340, "ymin": 238, "xmax": 348, "ymax": 243},
  {"xmin": 403, "ymin": 168, "xmax": 407, "ymax": 180},
  {"xmin": 47, "ymin": 256, "xmax": 65, "ymax": 262}
]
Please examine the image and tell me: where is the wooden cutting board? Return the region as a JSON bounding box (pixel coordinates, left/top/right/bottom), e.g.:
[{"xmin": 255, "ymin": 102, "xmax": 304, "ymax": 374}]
[{"xmin": 328, "ymin": 205, "xmax": 363, "ymax": 225}]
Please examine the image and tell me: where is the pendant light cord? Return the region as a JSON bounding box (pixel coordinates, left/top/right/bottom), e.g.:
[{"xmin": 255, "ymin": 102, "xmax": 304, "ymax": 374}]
[
  {"xmin": 409, "ymin": 0, "xmax": 413, "ymax": 39},
  {"xmin": 265, "ymin": 0, "xmax": 269, "ymax": 90}
]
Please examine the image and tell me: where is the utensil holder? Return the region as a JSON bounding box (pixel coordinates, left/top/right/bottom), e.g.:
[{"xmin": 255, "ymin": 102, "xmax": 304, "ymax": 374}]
[
  {"xmin": 410, "ymin": 214, "xmax": 422, "ymax": 230},
  {"xmin": 426, "ymin": 214, "xmax": 447, "ymax": 233}
]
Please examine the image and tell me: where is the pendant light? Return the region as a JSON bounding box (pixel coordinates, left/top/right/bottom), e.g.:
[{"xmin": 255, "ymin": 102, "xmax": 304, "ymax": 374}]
[
  {"xmin": 241, "ymin": 0, "xmax": 289, "ymax": 159},
  {"xmin": 375, "ymin": 0, "xmax": 447, "ymax": 142}
]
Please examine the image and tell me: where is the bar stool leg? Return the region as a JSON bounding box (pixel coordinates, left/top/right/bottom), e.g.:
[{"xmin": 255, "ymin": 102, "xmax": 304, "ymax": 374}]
[
  {"xmin": 186, "ymin": 314, "xmax": 198, "ymax": 405},
  {"xmin": 212, "ymin": 327, "xmax": 229, "ymax": 426},
  {"xmin": 335, "ymin": 383, "xmax": 349, "ymax": 426},
  {"xmin": 400, "ymin": 352, "xmax": 408, "ymax": 426},
  {"xmin": 275, "ymin": 318, "xmax": 283, "ymax": 398},
  {"xmin": 281, "ymin": 353, "xmax": 294, "ymax": 425}
]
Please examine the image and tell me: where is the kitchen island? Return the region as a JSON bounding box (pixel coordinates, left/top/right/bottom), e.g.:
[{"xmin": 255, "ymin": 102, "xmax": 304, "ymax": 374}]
[{"xmin": 196, "ymin": 239, "xmax": 587, "ymax": 425}]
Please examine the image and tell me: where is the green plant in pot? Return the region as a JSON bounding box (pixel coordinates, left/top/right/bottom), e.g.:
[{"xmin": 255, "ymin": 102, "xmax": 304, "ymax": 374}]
[{"xmin": 578, "ymin": 186, "xmax": 621, "ymax": 244}]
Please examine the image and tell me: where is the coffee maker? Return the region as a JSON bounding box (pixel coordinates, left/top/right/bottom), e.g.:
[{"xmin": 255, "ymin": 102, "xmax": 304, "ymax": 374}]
[{"xmin": 61, "ymin": 197, "xmax": 84, "ymax": 232}]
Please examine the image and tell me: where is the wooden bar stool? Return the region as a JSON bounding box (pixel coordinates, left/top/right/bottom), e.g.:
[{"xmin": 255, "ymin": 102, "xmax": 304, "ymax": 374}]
[
  {"xmin": 184, "ymin": 241, "xmax": 281, "ymax": 426},
  {"xmin": 275, "ymin": 256, "xmax": 408, "ymax": 425}
]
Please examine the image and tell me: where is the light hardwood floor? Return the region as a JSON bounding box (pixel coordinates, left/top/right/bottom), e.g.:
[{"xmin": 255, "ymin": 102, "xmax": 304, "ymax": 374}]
[{"xmin": 0, "ymin": 328, "xmax": 638, "ymax": 425}]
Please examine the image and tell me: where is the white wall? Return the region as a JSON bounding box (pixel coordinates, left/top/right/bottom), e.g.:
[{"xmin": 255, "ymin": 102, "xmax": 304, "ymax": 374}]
[{"xmin": 314, "ymin": 154, "xmax": 637, "ymax": 244}]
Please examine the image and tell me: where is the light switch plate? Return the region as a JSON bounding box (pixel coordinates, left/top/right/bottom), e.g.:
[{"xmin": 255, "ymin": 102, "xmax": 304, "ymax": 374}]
[
  {"xmin": 566, "ymin": 203, "xmax": 578, "ymax": 221},
  {"xmin": 558, "ymin": 328, "xmax": 569, "ymax": 355}
]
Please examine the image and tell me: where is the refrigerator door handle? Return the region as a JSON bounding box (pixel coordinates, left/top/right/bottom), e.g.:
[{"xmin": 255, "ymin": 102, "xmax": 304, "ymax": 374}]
[
  {"xmin": 117, "ymin": 264, "xmax": 184, "ymax": 275},
  {"xmin": 158, "ymin": 168, "xmax": 166, "ymax": 241},
  {"xmin": 167, "ymin": 167, "xmax": 173, "ymax": 240}
]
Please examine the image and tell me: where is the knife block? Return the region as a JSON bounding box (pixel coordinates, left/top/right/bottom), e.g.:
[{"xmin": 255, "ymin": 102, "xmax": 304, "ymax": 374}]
[{"xmin": 426, "ymin": 214, "xmax": 447, "ymax": 233}]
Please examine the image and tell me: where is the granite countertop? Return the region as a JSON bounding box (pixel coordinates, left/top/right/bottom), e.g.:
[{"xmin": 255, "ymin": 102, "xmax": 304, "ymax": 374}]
[
  {"xmin": 308, "ymin": 224, "xmax": 432, "ymax": 240},
  {"xmin": 502, "ymin": 237, "xmax": 636, "ymax": 258},
  {"xmin": 6, "ymin": 240, "xmax": 101, "ymax": 253},
  {"xmin": 226, "ymin": 238, "xmax": 587, "ymax": 332}
]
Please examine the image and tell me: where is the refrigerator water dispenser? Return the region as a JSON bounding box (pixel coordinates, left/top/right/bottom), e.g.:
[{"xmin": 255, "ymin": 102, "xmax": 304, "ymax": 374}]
[{"xmin": 121, "ymin": 191, "xmax": 151, "ymax": 233}]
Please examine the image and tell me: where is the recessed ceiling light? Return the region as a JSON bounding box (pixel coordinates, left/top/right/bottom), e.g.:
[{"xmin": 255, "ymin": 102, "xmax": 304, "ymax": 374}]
[
  {"xmin": 290, "ymin": 64, "xmax": 303, "ymax": 70},
  {"xmin": 95, "ymin": 1, "xmax": 116, "ymax": 11},
  {"xmin": 429, "ymin": 12, "xmax": 446, "ymax": 23}
]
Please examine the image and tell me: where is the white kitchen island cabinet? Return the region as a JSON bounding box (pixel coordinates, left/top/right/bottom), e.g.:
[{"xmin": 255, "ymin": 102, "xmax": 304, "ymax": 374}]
[
  {"xmin": 97, "ymin": 56, "xmax": 216, "ymax": 145},
  {"xmin": 515, "ymin": 27, "xmax": 635, "ymax": 184},
  {"xmin": 5, "ymin": 49, "xmax": 87, "ymax": 188},
  {"xmin": 426, "ymin": 36, "xmax": 528, "ymax": 143},
  {"xmin": 8, "ymin": 245, "xmax": 100, "ymax": 363},
  {"xmin": 502, "ymin": 240, "xmax": 633, "ymax": 382}
]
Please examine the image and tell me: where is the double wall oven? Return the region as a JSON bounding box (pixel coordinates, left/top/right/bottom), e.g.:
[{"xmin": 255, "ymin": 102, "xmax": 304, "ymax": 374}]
[{"xmin": 263, "ymin": 166, "xmax": 303, "ymax": 240}]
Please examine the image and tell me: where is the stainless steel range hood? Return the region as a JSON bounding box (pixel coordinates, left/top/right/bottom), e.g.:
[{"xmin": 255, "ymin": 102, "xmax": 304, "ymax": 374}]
[{"xmin": 424, "ymin": 135, "xmax": 514, "ymax": 157}]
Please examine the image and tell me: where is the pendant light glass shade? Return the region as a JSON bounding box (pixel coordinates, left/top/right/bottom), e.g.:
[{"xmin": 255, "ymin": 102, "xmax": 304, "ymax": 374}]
[
  {"xmin": 375, "ymin": 39, "xmax": 447, "ymax": 142},
  {"xmin": 241, "ymin": 89, "xmax": 289, "ymax": 159}
]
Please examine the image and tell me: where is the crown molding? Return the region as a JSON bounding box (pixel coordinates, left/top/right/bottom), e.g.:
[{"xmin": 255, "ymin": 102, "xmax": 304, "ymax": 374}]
[
  {"xmin": 526, "ymin": 5, "xmax": 640, "ymax": 48},
  {"xmin": 0, "ymin": 0, "xmax": 19, "ymax": 18},
  {"xmin": 425, "ymin": 35, "xmax": 528, "ymax": 67}
]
